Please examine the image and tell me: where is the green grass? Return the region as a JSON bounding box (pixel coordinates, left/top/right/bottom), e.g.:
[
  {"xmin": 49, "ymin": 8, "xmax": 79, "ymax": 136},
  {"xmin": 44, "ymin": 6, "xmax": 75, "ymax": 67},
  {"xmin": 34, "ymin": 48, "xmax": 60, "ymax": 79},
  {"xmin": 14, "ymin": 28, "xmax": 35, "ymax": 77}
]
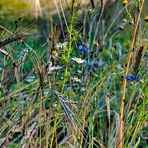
[{"xmin": 0, "ymin": 0, "xmax": 147, "ymax": 148}]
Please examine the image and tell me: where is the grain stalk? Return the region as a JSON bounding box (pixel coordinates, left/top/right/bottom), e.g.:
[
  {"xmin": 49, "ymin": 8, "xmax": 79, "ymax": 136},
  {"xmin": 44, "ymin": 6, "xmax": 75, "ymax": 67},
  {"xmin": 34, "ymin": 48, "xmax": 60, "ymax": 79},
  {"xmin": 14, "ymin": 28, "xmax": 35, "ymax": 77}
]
[
  {"xmin": 0, "ymin": 33, "xmax": 27, "ymax": 48},
  {"xmin": 50, "ymin": 1, "xmax": 75, "ymax": 147},
  {"xmin": 118, "ymin": 0, "xmax": 144, "ymax": 148}
]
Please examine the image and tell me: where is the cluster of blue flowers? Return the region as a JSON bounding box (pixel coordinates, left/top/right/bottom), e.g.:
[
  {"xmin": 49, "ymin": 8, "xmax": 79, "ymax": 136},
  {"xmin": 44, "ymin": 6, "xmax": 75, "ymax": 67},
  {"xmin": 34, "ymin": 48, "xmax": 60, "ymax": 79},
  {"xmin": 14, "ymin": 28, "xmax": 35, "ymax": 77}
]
[
  {"xmin": 125, "ymin": 75, "xmax": 139, "ymax": 81},
  {"xmin": 78, "ymin": 45, "xmax": 89, "ymax": 51}
]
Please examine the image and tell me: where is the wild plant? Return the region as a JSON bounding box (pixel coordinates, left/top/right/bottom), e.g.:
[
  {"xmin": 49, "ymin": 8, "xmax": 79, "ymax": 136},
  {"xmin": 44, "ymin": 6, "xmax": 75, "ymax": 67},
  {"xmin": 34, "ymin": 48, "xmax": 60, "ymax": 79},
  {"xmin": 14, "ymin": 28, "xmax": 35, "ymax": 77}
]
[{"xmin": 0, "ymin": 0, "xmax": 147, "ymax": 148}]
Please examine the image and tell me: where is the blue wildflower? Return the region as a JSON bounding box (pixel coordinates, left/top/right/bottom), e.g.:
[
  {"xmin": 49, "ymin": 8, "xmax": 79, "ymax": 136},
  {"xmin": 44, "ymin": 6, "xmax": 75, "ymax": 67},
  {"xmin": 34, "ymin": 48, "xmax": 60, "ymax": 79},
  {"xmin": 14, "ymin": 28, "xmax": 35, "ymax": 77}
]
[
  {"xmin": 125, "ymin": 75, "xmax": 139, "ymax": 81},
  {"xmin": 98, "ymin": 101, "xmax": 104, "ymax": 107},
  {"xmin": 125, "ymin": 76, "xmax": 131, "ymax": 81},
  {"xmin": 78, "ymin": 45, "xmax": 89, "ymax": 51}
]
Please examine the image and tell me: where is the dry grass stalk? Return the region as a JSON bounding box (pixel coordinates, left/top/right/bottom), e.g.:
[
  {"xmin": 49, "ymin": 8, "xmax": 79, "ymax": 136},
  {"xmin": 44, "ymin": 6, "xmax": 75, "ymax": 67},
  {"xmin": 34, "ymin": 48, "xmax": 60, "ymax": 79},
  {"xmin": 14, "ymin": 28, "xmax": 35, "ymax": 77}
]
[
  {"xmin": 17, "ymin": 49, "xmax": 29, "ymax": 66},
  {"xmin": 0, "ymin": 48, "xmax": 9, "ymax": 56},
  {"xmin": 119, "ymin": 0, "xmax": 145, "ymax": 148},
  {"xmin": 0, "ymin": 33, "xmax": 28, "ymax": 48}
]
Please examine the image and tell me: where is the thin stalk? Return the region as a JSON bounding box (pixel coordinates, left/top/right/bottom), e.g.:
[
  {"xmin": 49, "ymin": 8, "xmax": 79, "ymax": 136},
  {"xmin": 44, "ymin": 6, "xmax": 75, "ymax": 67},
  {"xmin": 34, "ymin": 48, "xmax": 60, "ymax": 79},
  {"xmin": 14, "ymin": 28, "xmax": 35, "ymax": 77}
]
[
  {"xmin": 0, "ymin": 55, "xmax": 6, "ymax": 93},
  {"xmin": 118, "ymin": 0, "xmax": 144, "ymax": 148},
  {"xmin": 50, "ymin": 1, "xmax": 75, "ymax": 147},
  {"xmin": 44, "ymin": 103, "xmax": 48, "ymax": 148},
  {"xmin": 38, "ymin": 90, "xmax": 43, "ymax": 147}
]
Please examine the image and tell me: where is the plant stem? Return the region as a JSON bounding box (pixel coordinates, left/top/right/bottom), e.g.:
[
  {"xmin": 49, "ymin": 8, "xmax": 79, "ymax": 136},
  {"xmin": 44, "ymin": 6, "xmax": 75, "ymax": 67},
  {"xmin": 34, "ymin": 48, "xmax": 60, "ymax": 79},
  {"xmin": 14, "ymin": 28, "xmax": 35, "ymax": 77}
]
[
  {"xmin": 119, "ymin": 0, "xmax": 144, "ymax": 148},
  {"xmin": 50, "ymin": 2, "xmax": 74, "ymax": 147}
]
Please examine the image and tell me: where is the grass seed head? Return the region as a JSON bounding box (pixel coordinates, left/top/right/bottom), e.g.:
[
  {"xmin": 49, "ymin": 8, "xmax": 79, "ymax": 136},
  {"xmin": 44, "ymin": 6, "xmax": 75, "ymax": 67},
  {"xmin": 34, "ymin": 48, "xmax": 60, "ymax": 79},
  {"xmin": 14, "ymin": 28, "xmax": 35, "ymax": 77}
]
[{"xmin": 133, "ymin": 46, "xmax": 145, "ymax": 75}]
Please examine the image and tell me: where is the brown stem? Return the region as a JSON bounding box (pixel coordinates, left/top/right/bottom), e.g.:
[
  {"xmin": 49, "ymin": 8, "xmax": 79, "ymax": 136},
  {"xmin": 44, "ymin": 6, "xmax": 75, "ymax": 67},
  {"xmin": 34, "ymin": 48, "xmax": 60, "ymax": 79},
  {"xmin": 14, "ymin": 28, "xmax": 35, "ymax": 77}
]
[{"xmin": 118, "ymin": 0, "xmax": 144, "ymax": 148}]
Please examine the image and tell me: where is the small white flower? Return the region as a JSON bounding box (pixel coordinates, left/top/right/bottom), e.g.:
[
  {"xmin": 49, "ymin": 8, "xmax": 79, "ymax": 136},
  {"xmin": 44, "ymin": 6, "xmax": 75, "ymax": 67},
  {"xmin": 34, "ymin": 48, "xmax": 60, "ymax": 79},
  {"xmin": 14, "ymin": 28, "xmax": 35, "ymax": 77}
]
[
  {"xmin": 117, "ymin": 64, "xmax": 124, "ymax": 70},
  {"xmin": 55, "ymin": 42, "xmax": 68, "ymax": 50},
  {"xmin": 72, "ymin": 77, "xmax": 81, "ymax": 83},
  {"xmin": 72, "ymin": 57, "xmax": 85, "ymax": 64},
  {"xmin": 55, "ymin": 43, "xmax": 62, "ymax": 49},
  {"xmin": 49, "ymin": 66, "xmax": 56, "ymax": 71},
  {"xmin": 48, "ymin": 66, "xmax": 62, "ymax": 74},
  {"xmin": 62, "ymin": 42, "xmax": 68, "ymax": 48}
]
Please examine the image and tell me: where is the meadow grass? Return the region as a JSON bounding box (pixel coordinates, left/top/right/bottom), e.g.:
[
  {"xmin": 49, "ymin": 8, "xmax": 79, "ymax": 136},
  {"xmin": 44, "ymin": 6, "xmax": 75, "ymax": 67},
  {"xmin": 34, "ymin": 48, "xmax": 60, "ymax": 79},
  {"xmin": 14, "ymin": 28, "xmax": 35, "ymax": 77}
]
[{"xmin": 0, "ymin": 0, "xmax": 147, "ymax": 148}]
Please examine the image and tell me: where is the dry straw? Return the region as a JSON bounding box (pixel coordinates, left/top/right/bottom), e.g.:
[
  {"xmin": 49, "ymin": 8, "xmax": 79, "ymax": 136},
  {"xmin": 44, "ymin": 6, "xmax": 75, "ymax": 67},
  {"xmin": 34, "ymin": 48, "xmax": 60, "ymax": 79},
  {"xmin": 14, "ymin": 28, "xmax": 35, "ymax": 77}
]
[{"xmin": 119, "ymin": 0, "xmax": 145, "ymax": 148}]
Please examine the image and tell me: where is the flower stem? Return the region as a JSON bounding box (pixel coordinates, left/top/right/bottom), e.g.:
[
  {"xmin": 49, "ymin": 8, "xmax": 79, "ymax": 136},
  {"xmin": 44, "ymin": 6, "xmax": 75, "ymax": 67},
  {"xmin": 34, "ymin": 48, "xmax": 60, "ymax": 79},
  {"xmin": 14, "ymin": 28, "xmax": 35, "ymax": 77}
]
[{"xmin": 50, "ymin": 2, "xmax": 75, "ymax": 147}]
